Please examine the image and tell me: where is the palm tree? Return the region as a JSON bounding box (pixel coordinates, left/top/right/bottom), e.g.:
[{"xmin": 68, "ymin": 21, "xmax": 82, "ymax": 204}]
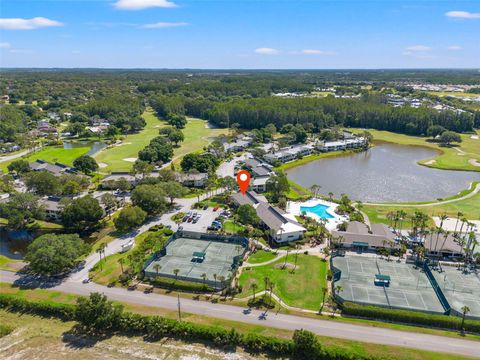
[
  {"xmin": 454, "ymin": 212, "xmax": 463, "ymax": 235},
  {"xmin": 283, "ymin": 249, "xmax": 289, "ymax": 269},
  {"xmin": 268, "ymin": 281, "xmax": 275, "ymax": 308},
  {"xmin": 153, "ymin": 263, "xmax": 161, "ymax": 276},
  {"xmin": 263, "ymin": 276, "xmax": 270, "ymax": 292},
  {"xmin": 328, "ymin": 192, "xmax": 334, "ymax": 201},
  {"xmin": 173, "ymin": 268, "xmax": 180, "ymax": 280},
  {"xmin": 293, "ymin": 244, "xmax": 300, "ymax": 272},
  {"xmin": 251, "ymin": 281, "xmax": 258, "ymax": 302},
  {"xmin": 118, "ymin": 258, "xmax": 125, "ymax": 273},
  {"xmin": 460, "ymin": 305, "xmax": 470, "ymax": 335},
  {"xmin": 218, "ymin": 275, "xmax": 226, "ymax": 290},
  {"xmin": 310, "ymin": 184, "xmax": 321, "ymax": 198},
  {"xmin": 213, "ymin": 273, "xmax": 218, "ymax": 290},
  {"xmin": 319, "ymin": 287, "xmax": 329, "ymax": 313},
  {"xmin": 201, "ymin": 273, "xmax": 207, "ymax": 286}
]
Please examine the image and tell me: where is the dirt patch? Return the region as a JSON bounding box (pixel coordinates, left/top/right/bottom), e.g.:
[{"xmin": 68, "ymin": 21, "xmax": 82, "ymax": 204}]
[
  {"xmin": 424, "ymin": 159, "xmax": 436, "ymax": 165},
  {"xmin": 123, "ymin": 158, "xmax": 137, "ymax": 163},
  {"xmin": 468, "ymin": 159, "xmax": 480, "ymax": 167},
  {"xmin": 273, "ymin": 262, "xmax": 299, "ymax": 270}
]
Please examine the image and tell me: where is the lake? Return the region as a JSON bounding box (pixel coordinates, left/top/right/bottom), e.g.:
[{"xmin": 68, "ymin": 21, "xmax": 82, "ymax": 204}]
[
  {"xmin": 286, "ymin": 143, "xmax": 480, "ymax": 203},
  {"xmin": 63, "ymin": 140, "xmax": 107, "ymax": 156}
]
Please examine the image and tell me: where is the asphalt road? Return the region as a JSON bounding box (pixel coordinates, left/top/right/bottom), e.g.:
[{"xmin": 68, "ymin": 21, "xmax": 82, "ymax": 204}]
[{"xmin": 1, "ymin": 269, "xmax": 479, "ymax": 358}]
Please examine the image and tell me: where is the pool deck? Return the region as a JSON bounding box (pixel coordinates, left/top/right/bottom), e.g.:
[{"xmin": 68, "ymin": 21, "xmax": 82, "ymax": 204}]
[{"xmin": 287, "ymin": 198, "xmax": 347, "ymax": 231}]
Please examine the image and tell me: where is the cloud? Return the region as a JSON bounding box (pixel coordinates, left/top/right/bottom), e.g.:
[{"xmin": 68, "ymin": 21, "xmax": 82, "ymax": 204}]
[
  {"xmin": 113, "ymin": 0, "xmax": 177, "ymax": 10},
  {"xmin": 405, "ymin": 45, "xmax": 431, "ymax": 52},
  {"xmin": 447, "ymin": 45, "xmax": 463, "ymax": 51},
  {"xmin": 445, "ymin": 11, "xmax": 480, "ymax": 19},
  {"xmin": 255, "ymin": 47, "xmax": 279, "ymax": 55},
  {"xmin": 0, "ymin": 42, "xmax": 11, "ymax": 48},
  {"xmin": 0, "ymin": 17, "xmax": 63, "ymax": 30},
  {"xmin": 142, "ymin": 22, "xmax": 189, "ymax": 29},
  {"xmin": 301, "ymin": 49, "xmax": 336, "ymax": 56}
]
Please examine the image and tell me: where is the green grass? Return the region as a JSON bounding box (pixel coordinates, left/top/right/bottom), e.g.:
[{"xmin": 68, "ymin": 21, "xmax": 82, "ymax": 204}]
[
  {"xmin": 0, "ymin": 255, "xmax": 23, "ymax": 271},
  {"xmin": 350, "ymin": 128, "xmax": 480, "ymax": 172},
  {"xmin": 428, "ymin": 91, "xmax": 480, "ymax": 98},
  {"xmin": 222, "ymin": 220, "xmax": 245, "ymax": 234},
  {"xmin": 94, "ymin": 109, "xmax": 166, "ymax": 172},
  {"xmin": 239, "ymin": 254, "xmax": 327, "ymax": 310},
  {"xmin": 0, "ymin": 146, "xmax": 90, "ymax": 172},
  {"xmin": 94, "ymin": 111, "xmax": 228, "ymax": 172},
  {"xmin": 246, "ymin": 250, "xmax": 278, "ymax": 264}
]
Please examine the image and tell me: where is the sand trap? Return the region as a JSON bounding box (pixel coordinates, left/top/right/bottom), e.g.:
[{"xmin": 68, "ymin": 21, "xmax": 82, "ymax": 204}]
[
  {"xmin": 424, "ymin": 159, "xmax": 436, "ymax": 165},
  {"xmin": 471, "ymin": 135, "xmax": 479, "ymax": 140},
  {"xmin": 98, "ymin": 162, "xmax": 108, "ymax": 169},
  {"xmin": 468, "ymin": 159, "xmax": 480, "ymax": 167},
  {"xmin": 123, "ymin": 157, "xmax": 137, "ymax": 162},
  {"xmin": 116, "ymin": 142, "xmax": 132, "ymax": 147}
]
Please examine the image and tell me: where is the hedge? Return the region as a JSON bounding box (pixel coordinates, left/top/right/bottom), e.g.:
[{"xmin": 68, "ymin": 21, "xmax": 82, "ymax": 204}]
[
  {"xmin": 341, "ymin": 302, "xmax": 480, "ymax": 334},
  {"xmin": 0, "ymin": 293, "xmax": 384, "ymax": 359}
]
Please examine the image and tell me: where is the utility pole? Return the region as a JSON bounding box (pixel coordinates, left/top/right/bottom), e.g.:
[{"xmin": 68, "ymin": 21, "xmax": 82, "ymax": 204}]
[{"xmin": 177, "ymin": 294, "xmax": 182, "ymax": 321}]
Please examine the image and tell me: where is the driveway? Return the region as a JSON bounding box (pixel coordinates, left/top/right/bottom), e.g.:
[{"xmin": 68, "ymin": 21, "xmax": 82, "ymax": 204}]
[
  {"xmin": 1, "ymin": 269, "xmax": 479, "ymax": 358},
  {"xmin": 216, "ymin": 153, "xmax": 250, "ymax": 178}
]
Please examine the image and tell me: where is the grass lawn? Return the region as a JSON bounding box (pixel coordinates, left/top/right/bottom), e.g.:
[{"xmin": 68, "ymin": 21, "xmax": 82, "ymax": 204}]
[
  {"xmin": 222, "ymin": 220, "xmax": 245, "ymax": 234},
  {"xmin": 94, "ymin": 111, "xmax": 228, "ymax": 172},
  {"xmin": 239, "ymin": 254, "xmax": 327, "ymax": 311},
  {"xmin": 428, "ymin": 91, "xmax": 480, "ymax": 98},
  {"xmin": 350, "ymin": 128, "xmax": 480, "ymax": 172},
  {"xmin": 246, "ymin": 250, "xmax": 278, "ymax": 264},
  {"xmin": 0, "ymin": 146, "xmax": 90, "ymax": 172},
  {"xmin": 0, "ymin": 255, "xmax": 24, "ymax": 271},
  {"xmin": 94, "ymin": 109, "xmax": 166, "ymax": 173}
]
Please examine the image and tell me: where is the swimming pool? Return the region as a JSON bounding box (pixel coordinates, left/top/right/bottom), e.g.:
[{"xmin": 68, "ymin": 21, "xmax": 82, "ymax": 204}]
[{"xmin": 300, "ymin": 204, "xmax": 334, "ymax": 219}]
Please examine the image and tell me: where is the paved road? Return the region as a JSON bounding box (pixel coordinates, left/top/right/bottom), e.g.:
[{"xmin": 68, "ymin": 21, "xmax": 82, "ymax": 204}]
[
  {"xmin": 69, "ymin": 189, "xmax": 224, "ymax": 283},
  {"xmin": 0, "ymin": 147, "xmax": 41, "ymax": 163},
  {"xmin": 1, "ymin": 270, "xmax": 479, "ymax": 358}
]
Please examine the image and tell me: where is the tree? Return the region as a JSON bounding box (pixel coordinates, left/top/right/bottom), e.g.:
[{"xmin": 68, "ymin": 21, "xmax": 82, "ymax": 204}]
[
  {"xmin": 24, "ymin": 171, "xmax": 62, "ymax": 195},
  {"xmin": 118, "ymin": 258, "xmax": 125, "ymax": 273},
  {"xmin": 25, "ymin": 233, "xmax": 90, "ymax": 275},
  {"xmin": 114, "ymin": 206, "xmax": 147, "ymax": 232},
  {"xmin": 427, "ymin": 125, "xmax": 446, "ymax": 139},
  {"xmin": 73, "ymin": 155, "xmax": 99, "ymax": 175},
  {"xmin": 153, "ymin": 263, "xmax": 161, "ymax": 276},
  {"xmin": 62, "ymin": 180, "xmax": 81, "ymax": 195},
  {"xmin": 439, "ymin": 131, "xmax": 462, "ymax": 146},
  {"xmin": 168, "ymin": 128, "xmax": 184, "ymax": 146},
  {"xmin": 0, "ymin": 193, "xmax": 45, "ymax": 230},
  {"xmin": 251, "ymin": 281, "xmax": 258, "ymax": 302},
  {"xmin": 460, "ymin": 305, "xmax": 470, "ymax": 335},
  {"xmin": 266, "ymin": 171, "xmax": 290, "ymax": 202},
  {"xmin": 131, "ymin": 184, "xmax": 168, "ymax": 215},
  {"xmin": 132, "ymin": 160, "xmax": 154, "ymax": 179},
  {"xmin": 61, "ymin": 195, "xmax": 104, "ymax": 234},
  {"xmin": 75, "ymin": 293, "xmax": 124, "ymax": 333},
  {"xmin": 166, "ymin": 113, "xmax": 187, "ymax": 129},
  {"xmin": 101, "ymin": 193, "xmax": 119, "ymax": 216},
  {"xmin": 158, "ymin": 181, "xmax": 188, "ymax": 205},
  {"xmin": 236, "ymin": 204, "xmax": 260, "ymax": 226},
  {"xmin": 292, "ymin": 329, "xmax": 321, "ymax": 359},
  {"xmin": 138, "ymin": 136, "xmax": 174, "ymax": 164},
  {"xmin": 310, "ymin": 184, "xmax": 321, "ymax": 198},
  {"xmin": 7, "ymin": 159, "xmax": 30, "ymax": 174},
  {"xmin": 180, "ymin": 153, "xmax": 220, "ymax": 173}
]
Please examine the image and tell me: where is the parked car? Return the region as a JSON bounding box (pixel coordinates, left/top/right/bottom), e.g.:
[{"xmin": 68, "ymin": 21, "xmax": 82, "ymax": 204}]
[
  {"xmin": 203, "ymin": 205, "xmax": 208, "ymax": 210},
  {"xmin": 213, "ymin": 206, "xmax": 219, "ymax": 212}
]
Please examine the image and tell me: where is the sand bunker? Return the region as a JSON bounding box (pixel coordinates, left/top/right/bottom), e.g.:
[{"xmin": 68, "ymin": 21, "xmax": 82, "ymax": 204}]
[
  {"xmin": 98, "ymin": 162, "xmax": 108, "ymax": 168},
  {"xmin": 424, "ymin": 159, "xmax": 436, "ymax": 165},
  {"xmin": 468, "ymin": 159, "xmax": 480, "ymax": 167},
  {"xmin": 123, "ymin": 157, "xmax": 137, "ymax": 162},
  {"xmin": 116, "ymin": 142, "xmax": 132, "ymax": 147},
  {"xmin": 471, "ymin": 135, "xmax": 479, "ymax": 140}
]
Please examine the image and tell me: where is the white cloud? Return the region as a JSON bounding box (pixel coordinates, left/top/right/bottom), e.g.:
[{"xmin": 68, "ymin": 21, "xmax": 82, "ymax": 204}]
[
  {"xmin": 301, "ymin": 49, "xmax": 336, "ymax": 56},
  {"xmin": 255, "ymin": 47, "xmax": 279, "ymax": 55},
  {"xmin": 114, "ymin": 0, "xmax": 177, "ymax": 10},
  {"xmin": 447, "ymin": 45, "xmax": 463, "ymax": 51},
  {"xmin": 142, "ymin": 22, "xmax": 189, "ymax": 29},
  {"xmin": 405, "ymin": 45, "xmax": 431, "ymax": 52},
  {"xmin": 445, "ymin": 11, "xmax": 480, "ymax": 19},
  {"xmin": 0, "ymin": 17, "xmax": 63, "ymax": 30},
  {"xmin": 0, "ymin": 42, "xmax": 11, "ymax": 48}
]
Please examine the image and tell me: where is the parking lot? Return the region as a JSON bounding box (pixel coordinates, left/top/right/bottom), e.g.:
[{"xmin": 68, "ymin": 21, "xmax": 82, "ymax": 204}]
[{"xmin": 179, "ymin": 207, "xmax": 230, "ymax": 232}]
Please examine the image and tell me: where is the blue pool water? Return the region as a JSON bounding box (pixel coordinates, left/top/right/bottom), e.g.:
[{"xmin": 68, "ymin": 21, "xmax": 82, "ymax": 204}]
[{"xmin": 300, "ymin": 204, "xmax": 334, "ymax": 219}]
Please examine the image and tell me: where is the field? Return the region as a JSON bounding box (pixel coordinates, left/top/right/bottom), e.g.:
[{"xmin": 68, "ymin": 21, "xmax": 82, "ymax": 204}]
[
  {"xmin": 363, "ymin": 183, "xmax": 480, "ymax": 222},
  {"xmin": 428, "ymin": 91, "xmax": 480, "ymax": 98},
  {"xmin": 0, "ymin": 285, "xmax": 473, "ymax": 360},
  {"xmin": 246, "ymin": 250, "xmax": 278, "ymax": 264},
  {"xmin": 94, "ymin": 110, "xmax": 228, "ymax": 172},
  {"xmin": 350, "ymin": 128, "xmax": 480, "ymax": 172},
  {"xmin": 0, "ymin": 146, "xmax": 90, "ymax": 172},
  {"xmin": 239, "ymin": 254, "xmax": 327, "ymax": 311},
  {"xmin": 93, "ymin": 109, "xmax": 165, "ymax": 173}
]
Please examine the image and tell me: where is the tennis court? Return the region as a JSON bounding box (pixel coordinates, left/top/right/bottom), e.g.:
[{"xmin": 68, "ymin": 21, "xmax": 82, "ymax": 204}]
[
  {"xmin": 431, "ymin": 265, "xmax": 480, "ymax": 319},
  {"xmin": 332, "ymin": 255, "xmax": 445, "ymax": 314},
  {"xmin": 144, "ymin": 234, "xmax": 247, "ymax": 289}
]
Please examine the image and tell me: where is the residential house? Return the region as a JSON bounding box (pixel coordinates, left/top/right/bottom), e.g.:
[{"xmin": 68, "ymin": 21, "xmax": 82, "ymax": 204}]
[
  {"xmin": 242, "ymin": 158, "xmax": 273, "ymax": 193},
  {"xmin": 29, "ymin": 160, "xmax": 78, "ymax": 176},
  {"xmin": 317, "ymin": 137, "xmax": 366, "ymax": 152},
  {"xmin": 176, "ymin": 172, "xmax": 208, "ymax": 187},
  {"xmin": 223, "ymin": 135, "xmax": 253, "ymax": 153},
  {"xmin": 41, "ymin": 196, "xmax": 64, "ymax": 221},
  {"xmin": 264, "ymin": 143, "xmax": 315, "ymax": 163}
]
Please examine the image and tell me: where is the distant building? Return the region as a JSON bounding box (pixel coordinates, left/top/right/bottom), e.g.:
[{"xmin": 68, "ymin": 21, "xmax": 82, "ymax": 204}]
[
  {"xmin": 424, "ymin": 233, "xmax": 464, "ymax": 260},
  {"xmin": 41, "ymin": 196, "xmax": 64, "ymax": 221},
  {"xmin": 242, "ymin": 158, "xmax": 273, "ymax": 192},
  {"xmin": 100, "ymin": 171, "xmax": 207, "ymax": 188},
  {"xmin": 317, "ymin": 137, "xmax": 366, "ymax": 152},
  {"xmin": 176, "ymin": 172, "xmax": 208, "ymax": 187},
  {"xmin": 264, "ymin": 143, "xmax": 314, "ymax": 163},
  {"xmin": 29, "ymin": 160, "xmax": 78, "ymax": 176},
  {"xmin": 331, "ymin": 221, "xmax": 399, "ymax": 251},
  {"xmin": 223, "ymin": 135, "xmax": 253, "ymax": 153}
]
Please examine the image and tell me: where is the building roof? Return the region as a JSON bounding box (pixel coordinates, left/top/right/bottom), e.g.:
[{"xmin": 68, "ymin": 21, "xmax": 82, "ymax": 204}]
[
  {"xmin": 371, "ymin": 223, "xmax": 397, "ymax": 241},
  {"xmin": 332, "ymin": 221, "xmax": 398, "ymax": 249},
  {"xmin": 231, "ymin": 190, "xmax": 267, "ymax": 207},
  {"xmin": 256, "ymin": 203, "xmax": 305, "ymax": 234},
  {"xmin": 346, "ymin": 221, "xmax": 369, "ymax": 234},
  {"xmin": 176, "ymin": 172, "xmax": 208, "ymax": 182},
  {"xmin": 424, "ymin": 233, "xmax": 464, "ymax": 254},
  {"xmin": 30, "ymin": 160, "xmax": 77, "ymax": 176}
]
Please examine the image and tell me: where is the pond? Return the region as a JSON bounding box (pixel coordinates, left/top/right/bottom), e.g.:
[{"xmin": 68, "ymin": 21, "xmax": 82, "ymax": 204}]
[
  {"xmin": 286, "ymin": 143, "xmax": 480, "ymax": 203},
  {"xmin": 63, "ymin": 140, "xmax": 107, "ymax": 156}
]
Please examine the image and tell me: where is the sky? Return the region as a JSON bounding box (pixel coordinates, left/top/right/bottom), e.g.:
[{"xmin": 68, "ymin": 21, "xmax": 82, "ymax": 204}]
[{"xmin": 0, "ymin": 0, "xmax": 479, "ymax": 69}]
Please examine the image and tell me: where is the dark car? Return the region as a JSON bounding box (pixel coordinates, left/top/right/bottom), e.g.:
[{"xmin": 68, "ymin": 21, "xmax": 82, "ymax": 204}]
[{"xmin": 203, "ymin": 205, "xmax": 208, "ymax": 210}]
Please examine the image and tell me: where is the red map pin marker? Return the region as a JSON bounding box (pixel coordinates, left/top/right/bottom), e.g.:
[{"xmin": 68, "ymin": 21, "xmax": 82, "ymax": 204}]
[{"xmin": 236, "ymin": 170, "xmax": 251, "ymax": 195}]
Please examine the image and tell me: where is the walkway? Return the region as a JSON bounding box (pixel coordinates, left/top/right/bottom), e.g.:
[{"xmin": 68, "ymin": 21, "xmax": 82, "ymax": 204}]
[{"xmin": 1, "ymin": 269, "xmax": 479, "ymax": 357}]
